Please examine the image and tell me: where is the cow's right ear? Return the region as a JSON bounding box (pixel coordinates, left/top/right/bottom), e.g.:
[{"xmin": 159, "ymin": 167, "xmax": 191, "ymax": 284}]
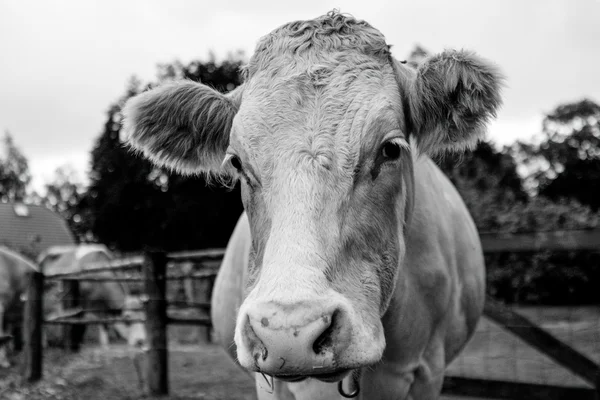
[{"xmin": 121, "ymin": 81, "xmax": 242, "ymax": 175}]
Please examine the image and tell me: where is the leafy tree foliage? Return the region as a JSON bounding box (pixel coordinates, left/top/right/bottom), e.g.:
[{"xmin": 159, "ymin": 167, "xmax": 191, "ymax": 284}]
[
  {"xmin": 436, "ymin": 141, "xmax": 527, "ymax": 232},
  {"xmin": 83, "ymin": 57, "xmax": 244, "ymax": 252},
  {"xmin": 511, "ymin": 99, "xmax": 600, "ymax": 210},
  {"xmin": 485, "ymin": 197, "xmax": 600, "ymax": 305},
  {"xmin": 405, "ymin": 44, "xmax": 429, "ymax": 69},
  {"xmin": 0, "ymin": 131, "xmax": 31, "ymax": 202},
  {"xmin": 36, "ymin": 166, "xmax": 89, "ymax": 243}
]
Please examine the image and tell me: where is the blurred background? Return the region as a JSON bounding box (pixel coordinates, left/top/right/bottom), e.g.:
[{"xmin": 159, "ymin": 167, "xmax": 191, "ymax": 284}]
[{"xmin": 1, "ymin": 1, "xmax": 600, "ymax": 398}]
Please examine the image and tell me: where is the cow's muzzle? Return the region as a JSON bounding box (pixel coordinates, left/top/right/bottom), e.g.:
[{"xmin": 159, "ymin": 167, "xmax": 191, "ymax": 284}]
[{"xmin": 236, "ymin": 299, "xmax": 354, "ymax": 378}]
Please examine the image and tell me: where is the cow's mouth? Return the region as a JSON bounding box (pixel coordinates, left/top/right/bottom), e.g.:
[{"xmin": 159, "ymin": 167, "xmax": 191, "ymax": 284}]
[{"xmin": 273, "ymin": 368, "xmax": 351, "ymax": 383}]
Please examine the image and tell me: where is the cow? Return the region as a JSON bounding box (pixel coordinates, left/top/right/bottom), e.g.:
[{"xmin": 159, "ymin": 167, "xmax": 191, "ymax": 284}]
[
  {"xmin": 40, "ymin": 245, "xmax": 148, "ymax": 349},
  {"xmin": 121, "ymin": 11, "xmax": 502, "ymax": 400},
  {"xmin": 0, "ymin": 246, "xmax": 38, "ymax": 368}
]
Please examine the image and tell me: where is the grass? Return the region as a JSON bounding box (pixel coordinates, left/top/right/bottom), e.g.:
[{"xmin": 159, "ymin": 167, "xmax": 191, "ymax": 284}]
[{"xmin": 1, "ymin": 344, "xmax": 256, "ymax": 400}]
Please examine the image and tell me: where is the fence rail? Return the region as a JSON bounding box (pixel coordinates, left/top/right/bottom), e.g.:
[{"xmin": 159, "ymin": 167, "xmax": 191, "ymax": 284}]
[
  {"xmin": 484, "ymin": 298, "xmax": 600, "ymax": 387},
  {"xmin": 44, "ymin": 315, "xmax": 212, "ymax": 326},
  {"xmin": 44, "ymin": 249, "xmax": 223, "ymax": 279},
  {"xmin": 45, "ymin": 256, "xmax": 144, "ymax": 278},
  {"xmin": 22, "ymin": 229, "xmax": 600, "ymax": 398},
  {"xmin": 54, "ymin": 271, "xmax": 217, "ymax": 282},
  {"xmin": 480, "ymin": 229, "xmax": 600, "ymax": 253},
  {"xmin": 166, "ymin": 248, "xmax": 225, "ymax": 262}
]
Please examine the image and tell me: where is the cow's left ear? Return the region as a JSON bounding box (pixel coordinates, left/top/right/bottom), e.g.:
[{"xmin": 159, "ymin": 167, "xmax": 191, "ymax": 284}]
[
  {"xmin": 408, "ymin": 50, "xmax": 504, "ymax": 154},
  {"xmin": 121, "ymin": 81, "xmax": 243, "ymax": 176}
]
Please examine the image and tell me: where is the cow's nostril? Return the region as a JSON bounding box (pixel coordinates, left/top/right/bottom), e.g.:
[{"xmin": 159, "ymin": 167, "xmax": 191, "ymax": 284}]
[
  {"xmin": 312, "ymin": 309, "xmax": 338, "ymax": 355},
  {"xmin": 135, "ymin": 339, "xmax": 145, "ymax": 348},
  {"xmin": 243, "ymin": 315, "xmax": 268, "ymax": 362}
]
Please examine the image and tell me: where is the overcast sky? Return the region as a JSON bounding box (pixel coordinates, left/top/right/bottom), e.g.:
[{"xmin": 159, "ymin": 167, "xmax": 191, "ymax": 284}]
[{"xmin": 1, "ymin": 0, "xmax": 599, "ymax": 191}]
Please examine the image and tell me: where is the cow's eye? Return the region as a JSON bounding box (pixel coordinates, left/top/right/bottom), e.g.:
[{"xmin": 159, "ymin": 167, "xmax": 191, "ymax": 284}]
[
  {"xmin": 223, "ymin": 153, "xmax": 243, "ymax": 172},
  {"xmin": 230, "ymin": 155, "xmax": 243, "ymax": 171},
  {"xmin": 381, "ymin": 141, "xmax": 402, "ymax": 160}
]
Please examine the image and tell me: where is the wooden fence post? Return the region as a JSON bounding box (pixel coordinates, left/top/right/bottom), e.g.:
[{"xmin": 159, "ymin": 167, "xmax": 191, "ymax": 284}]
[
  {"xmin": 63, "ymin": 280, "xmax": 83, "ymax": 351},
  {"xmin": 144, "ymin": 251, "xmax": 169, "ymax": 395},
  {"xmin": 204, "ymin": 273, "xmax": 217, "ymax": 343},
  {"xmin": 23, "ymin": 269, "xmax": 44, "ymax": 382},
  {"xmin": 193, "ymin": 262, "xmax": 212, "ymax": 344}
]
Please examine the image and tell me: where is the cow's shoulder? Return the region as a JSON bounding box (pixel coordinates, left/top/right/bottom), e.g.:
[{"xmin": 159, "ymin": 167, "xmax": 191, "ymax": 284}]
[
  {"xmin": 408, "ymin": 155, "xmax": 482, "ymax": 268},
  {"xmin": 403, "ymin": 156, "xmax": 485, "ymax": 359}
]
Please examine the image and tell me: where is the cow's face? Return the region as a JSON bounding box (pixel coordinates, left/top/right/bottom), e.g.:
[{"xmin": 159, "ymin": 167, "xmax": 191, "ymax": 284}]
[
  {"xmin": 122, "ymin": 12, "xmax": 502, "ymax": 381},
  {"xmin": 121, "ymin": 295, "xmax": 147, "ymax": 349},
  {"xmin": 224, "ymin": 51, "xmax": 413, "ymax": 379}
]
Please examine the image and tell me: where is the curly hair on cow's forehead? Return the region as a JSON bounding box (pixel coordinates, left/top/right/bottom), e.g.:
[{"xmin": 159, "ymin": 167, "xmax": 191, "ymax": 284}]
[{"xmin": 244, "ymin": 10, "xmax": 392, "ymax": 79}]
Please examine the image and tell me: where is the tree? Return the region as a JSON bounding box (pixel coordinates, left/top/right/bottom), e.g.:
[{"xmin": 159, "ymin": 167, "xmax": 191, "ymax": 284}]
[
  {"xmin": 436, "ymin": 141, "xmax": 527, "ymax": 232},
  {"xmin": 405, "ymin": 44, "xmax": 429, "ymax": 69},
  {"xmin": 85, "ymin": 92, "xmax": 168, "ymax": 251},
  {"xmin": 484, "ymin": 196, "xmax": 600, "ymax": 305},
  {"xmin": 0, "ymin": 131, "xmax": 31, "ymax": 202},
  {"xmin": 511, "ymin": 99, "xmax": 600, "ymax": 210},
  {"xmin": 38, "ymin": 165, "xmax": 88, "ymax": 242},
  {"xmin": 85, "ymin": 57, "xmax": 245, "ymax": 252}
]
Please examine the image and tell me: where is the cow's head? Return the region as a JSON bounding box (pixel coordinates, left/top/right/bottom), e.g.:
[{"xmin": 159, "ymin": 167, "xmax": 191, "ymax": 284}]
[
  {"xmin": 120, "ymin": 295, "xmax": 147, "ymax": 349},
  {"xmin": 122, "ymin": 11, "xmax": 502, "ymax": 382}
]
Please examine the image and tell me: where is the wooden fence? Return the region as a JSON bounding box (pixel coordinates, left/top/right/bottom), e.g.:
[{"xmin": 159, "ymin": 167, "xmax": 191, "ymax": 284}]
[
  {"xmin": 444, "ymin": 229, "xmax": 600, "ymax": 400},
  {"xmin": 22, "ymin": 248, "xmax": 223, "ymax": 395},
  {"xmin": 21, "ymin": 230, "xmax": 600, "ymax": 398}
]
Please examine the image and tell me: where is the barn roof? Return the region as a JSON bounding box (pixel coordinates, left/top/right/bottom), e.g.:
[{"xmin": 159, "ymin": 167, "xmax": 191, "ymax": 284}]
[{"xmin": 0, "ymin": 202, "xmax": 75, "ymax": 254}]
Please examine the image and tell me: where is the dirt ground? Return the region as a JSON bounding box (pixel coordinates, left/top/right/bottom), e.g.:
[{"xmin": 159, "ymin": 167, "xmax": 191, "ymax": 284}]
[{"xmin": 1, "ymin": 307, "xmax": 598, "ymax": 399}]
